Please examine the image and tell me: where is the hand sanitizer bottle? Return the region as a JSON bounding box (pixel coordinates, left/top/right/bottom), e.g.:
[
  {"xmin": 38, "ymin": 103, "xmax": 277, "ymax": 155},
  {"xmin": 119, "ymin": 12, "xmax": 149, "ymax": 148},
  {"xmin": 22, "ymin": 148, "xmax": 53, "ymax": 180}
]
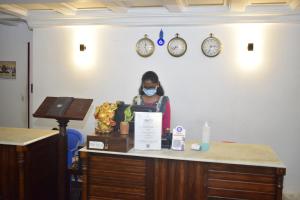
[{"xmin": 201, "ymin": 122, "xmax": 210, "ymax": 151}]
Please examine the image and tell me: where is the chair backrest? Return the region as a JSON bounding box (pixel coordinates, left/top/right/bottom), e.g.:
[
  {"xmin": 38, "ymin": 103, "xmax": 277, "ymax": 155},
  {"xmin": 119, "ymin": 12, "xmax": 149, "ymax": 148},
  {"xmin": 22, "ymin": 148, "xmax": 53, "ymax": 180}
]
[
  {"xmin": 67, "ymin": 128, "xmax": 84, "ymax": 152},
  {"xmin": 66, "ymin": 128, "xmax": 84, "ymax": 168}
]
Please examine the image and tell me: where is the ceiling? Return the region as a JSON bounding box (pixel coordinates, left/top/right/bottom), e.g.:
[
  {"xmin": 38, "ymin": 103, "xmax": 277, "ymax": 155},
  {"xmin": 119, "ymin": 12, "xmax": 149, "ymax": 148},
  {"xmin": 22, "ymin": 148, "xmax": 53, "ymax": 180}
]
[{"xmin": 0, "ymin": 0, "xmax": 299, "ymax": 27}]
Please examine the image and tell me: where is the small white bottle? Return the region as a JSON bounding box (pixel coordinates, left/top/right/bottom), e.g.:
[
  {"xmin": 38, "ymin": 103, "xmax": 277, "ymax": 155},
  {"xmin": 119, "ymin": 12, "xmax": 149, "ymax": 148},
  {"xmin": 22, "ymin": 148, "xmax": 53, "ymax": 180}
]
[{"xmin": 201, "ymin": 122, "xmax": 210, "ymax": 151}]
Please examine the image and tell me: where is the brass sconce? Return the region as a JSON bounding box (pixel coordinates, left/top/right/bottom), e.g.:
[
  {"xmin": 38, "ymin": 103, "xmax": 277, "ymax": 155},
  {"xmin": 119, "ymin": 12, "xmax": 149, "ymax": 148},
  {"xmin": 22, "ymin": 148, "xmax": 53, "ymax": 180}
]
[
  {"xmin": 80, "ymin": 44, "xmax": 86, "ymax": 51},
  {"xmin": 248, "ymin": 43, "xmax": 254, "ymax": 51}
]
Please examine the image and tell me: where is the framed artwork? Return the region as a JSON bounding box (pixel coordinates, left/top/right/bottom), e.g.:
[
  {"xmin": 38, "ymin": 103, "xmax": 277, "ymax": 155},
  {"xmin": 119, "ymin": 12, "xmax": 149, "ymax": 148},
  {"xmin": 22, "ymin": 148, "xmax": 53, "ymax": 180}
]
[{"xmin": 0, "ymin": 61, "xmax": 16, "ymax": 79}]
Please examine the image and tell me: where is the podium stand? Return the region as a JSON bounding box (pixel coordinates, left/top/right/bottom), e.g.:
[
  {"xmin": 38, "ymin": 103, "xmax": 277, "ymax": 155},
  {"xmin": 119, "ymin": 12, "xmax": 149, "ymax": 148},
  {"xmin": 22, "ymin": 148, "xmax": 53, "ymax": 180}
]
[{"xmin": 33, "ymin": 97, "xmax": 93, "ymax": 200}]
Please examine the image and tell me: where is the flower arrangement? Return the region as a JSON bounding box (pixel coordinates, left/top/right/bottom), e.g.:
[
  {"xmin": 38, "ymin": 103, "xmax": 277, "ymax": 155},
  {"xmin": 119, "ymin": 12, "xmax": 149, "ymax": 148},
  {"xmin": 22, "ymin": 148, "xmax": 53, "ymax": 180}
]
[{"xmin": 94, "ymin": 102, "xmax": 118, "ymax": 133}]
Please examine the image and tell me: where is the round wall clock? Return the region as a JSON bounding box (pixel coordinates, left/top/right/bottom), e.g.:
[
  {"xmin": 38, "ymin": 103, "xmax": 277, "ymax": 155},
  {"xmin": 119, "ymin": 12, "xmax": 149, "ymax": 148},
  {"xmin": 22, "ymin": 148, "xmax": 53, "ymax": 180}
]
[
  {"xmin": 136, "ymin": 34, "xmax": 155, "ymax": 57},
  {"xmin": 201, "ymin": 33, "xmax": 222, "ymax": 57},
  {"xmin": 167, "ymin": 33, "xmax": 187, "ymax": 57}
]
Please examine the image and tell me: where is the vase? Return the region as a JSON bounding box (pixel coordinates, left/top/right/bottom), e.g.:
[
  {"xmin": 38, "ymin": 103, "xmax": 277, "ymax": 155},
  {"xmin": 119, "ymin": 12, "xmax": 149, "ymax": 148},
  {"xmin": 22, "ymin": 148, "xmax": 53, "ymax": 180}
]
[{"xmin": 120, "ymin": 121, "xmax": 129, "ymax": 135}]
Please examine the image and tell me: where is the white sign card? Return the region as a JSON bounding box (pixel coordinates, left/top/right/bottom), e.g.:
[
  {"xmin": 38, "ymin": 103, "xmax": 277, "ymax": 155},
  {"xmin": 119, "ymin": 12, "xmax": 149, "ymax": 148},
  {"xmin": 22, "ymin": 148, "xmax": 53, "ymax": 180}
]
[
  {"xmin": 134, "ymin": 112, "xmax": 162, "ymax": 150},
  {"xmin": 171, "ymin": 126, "xmax": 186, "ymax": 151}
]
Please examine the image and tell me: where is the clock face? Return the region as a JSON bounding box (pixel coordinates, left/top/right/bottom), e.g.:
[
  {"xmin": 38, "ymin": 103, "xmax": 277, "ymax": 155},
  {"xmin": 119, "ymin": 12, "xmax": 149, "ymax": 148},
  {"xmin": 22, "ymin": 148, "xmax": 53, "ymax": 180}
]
[
  {"xmin": 167, "ymin": 35, "xmax": 187, "ymax": 57},
  {"xmin": 136, "ymin": 36, "xmax": 155, "ymax": 57},
  {"xmin": 201, "ymin": 35, "xmax": 222, "ymax": 57}
]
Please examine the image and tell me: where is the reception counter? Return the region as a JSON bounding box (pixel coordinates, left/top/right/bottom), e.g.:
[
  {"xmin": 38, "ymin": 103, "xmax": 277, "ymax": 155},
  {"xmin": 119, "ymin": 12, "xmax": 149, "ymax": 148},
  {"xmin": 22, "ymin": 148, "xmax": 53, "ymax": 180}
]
[
  {"xmin": 0, "ymin": 127, "xmax": 59, "ymax": 200},
  {"xmin": 80, "ymin": 141, "xmax": 285, "ymax": 200}
]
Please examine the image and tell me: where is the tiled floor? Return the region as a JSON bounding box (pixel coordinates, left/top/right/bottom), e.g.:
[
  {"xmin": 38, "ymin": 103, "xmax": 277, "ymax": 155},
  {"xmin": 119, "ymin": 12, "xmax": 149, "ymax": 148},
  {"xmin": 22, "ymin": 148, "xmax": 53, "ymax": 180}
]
[
  {"xmin": 283, "ymin": 193, "xmax": 300, "ymax": 200},
  {"xmin": 70, "ymin": 181, "xmax": 81, "ymax": 200}
]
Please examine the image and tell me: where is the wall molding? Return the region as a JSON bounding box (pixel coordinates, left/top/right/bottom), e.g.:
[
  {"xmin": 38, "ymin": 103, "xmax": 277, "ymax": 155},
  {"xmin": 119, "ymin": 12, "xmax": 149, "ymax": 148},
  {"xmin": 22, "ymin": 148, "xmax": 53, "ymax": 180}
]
[{"xmin": 19, "ymin": 5, "xmax": 300, "ymax": 28}]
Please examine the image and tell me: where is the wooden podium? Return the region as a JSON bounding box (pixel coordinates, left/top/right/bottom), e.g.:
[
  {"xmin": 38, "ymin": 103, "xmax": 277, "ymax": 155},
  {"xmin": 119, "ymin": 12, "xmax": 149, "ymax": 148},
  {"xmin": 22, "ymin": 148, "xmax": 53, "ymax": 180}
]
[{"xmin": 33, "ymin": 97, "xmax": 93, "ymax": 200}]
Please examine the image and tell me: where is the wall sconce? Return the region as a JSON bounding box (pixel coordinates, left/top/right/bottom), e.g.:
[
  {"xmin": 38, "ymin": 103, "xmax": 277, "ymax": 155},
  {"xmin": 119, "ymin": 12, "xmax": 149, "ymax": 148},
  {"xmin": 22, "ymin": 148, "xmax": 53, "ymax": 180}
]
[
  {"xmin": 80, "ymin": 44, "xmax": 86, "ymax": 51},
  {"xmin": 248, "ymin": 43, "xmax": 254, "ymax": 51}
]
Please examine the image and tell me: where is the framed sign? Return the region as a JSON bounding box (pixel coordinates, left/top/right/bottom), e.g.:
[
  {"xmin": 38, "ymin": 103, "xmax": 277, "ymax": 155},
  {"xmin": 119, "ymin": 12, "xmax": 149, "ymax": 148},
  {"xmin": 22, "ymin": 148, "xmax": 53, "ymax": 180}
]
[
  {"xmin": 0, "ymin": 61, "xmax": 16, "ymax": 79},
  {"xmin": 134, "ymin": 112, "xmax": 162, "ymax": 150}
]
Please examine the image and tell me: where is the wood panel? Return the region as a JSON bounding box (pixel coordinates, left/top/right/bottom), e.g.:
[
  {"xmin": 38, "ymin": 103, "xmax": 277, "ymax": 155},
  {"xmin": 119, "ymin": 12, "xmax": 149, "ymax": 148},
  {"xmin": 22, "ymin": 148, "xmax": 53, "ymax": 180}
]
[
  {"xmin": 207, "ymin": 188, "xmax": 275, "ymax": 200},
  {"xmin": 25, "ymin": 134, "xmax": 58, "ymax": 200},
  {"xmin": 0, "ymin": 134, "xmax": 58, "ymax": 200},
  {"xmin": 208, "ymin": 163, "xmax": 277, "ymax": 175},
  {"xmin": 83, "ymin": 155, "xmax": 207, "ymax": 200},
  {"xmin": 207, "ymin": 163, "xmax": 285, "ymax": 200},
  {"xmin": 154, "ymin": 159, "xmax": 206, "ymax": 200},
  {"xmin": 0, "ymin": 145, "xmax": 18, "ymax": 200},
  {"xmin": 81, "ymin": 153, "xmax": 285, "ymax": 200},
  {"xmin": 87, "ymin": 154, "xmax": 153, "ymax": 200},
  {"xmin": 208, "ymin": 179, "xmax": 275, "ymax": 193},
  {"xmin": 208, "ymin": 170, "xmax": 276, "ymax": 184}
]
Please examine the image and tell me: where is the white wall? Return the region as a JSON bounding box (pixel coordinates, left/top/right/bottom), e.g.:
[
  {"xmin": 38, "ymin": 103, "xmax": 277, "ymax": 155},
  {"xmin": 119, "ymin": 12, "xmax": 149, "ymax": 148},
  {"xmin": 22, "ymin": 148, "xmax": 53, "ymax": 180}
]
[
  {"xmin": 0, "ymin": 23, "xmax": 32, "ymax": 128},
  {"xmin": 32, "ymin": 24, "xmax": 300, "ymax": 194}
]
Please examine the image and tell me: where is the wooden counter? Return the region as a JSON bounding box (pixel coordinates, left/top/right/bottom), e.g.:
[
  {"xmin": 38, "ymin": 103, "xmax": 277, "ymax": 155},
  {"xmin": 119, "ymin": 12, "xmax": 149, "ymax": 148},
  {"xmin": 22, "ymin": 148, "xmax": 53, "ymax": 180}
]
[
  {"xmin": 80, "ymin": 141, "xmax": 286, "ymax": 200},
  {"xmin": 0, "ymin": 127, "xmax": 59, "ymax": 200}
]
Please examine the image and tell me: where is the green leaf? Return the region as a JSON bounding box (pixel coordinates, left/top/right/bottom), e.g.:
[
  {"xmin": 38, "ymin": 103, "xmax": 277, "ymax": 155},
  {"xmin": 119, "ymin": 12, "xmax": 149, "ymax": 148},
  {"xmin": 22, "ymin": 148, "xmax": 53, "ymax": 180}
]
[{"xmin": 124, "ymin": 106, "xmax": 133, "ymax": 122}]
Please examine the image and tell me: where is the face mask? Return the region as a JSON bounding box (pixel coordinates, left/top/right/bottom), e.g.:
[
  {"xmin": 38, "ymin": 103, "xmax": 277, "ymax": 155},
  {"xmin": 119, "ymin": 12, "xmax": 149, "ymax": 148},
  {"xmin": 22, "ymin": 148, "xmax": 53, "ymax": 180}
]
[{"xmin": 143, "ymin": 87, "xmax": 157, "ymax": 96}]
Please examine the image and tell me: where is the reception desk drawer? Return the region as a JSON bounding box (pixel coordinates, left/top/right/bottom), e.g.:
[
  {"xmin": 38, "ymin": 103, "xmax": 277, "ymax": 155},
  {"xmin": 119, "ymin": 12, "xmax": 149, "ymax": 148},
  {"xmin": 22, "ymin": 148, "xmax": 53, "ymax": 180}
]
[{"xmin": 207, "ymin": 163, "xmax": 284, "ymax": 200}]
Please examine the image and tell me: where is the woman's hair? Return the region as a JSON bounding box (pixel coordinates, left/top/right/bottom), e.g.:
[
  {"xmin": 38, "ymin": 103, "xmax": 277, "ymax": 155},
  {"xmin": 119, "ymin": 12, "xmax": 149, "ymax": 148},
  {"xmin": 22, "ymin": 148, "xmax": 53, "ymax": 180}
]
[{"xmin": 139, "ymin": 71, "xmax": 165, "ymax": 96}]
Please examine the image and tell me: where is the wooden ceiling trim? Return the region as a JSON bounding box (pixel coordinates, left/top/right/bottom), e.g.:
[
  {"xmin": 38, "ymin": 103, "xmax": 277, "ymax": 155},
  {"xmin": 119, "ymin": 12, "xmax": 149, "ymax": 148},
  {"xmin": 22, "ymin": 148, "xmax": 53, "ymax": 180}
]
[
  {"xmin": 47, "ymin": 3, "xmax": 77, "ymax": 15},
  {"xmin": 228, "ymin": 0, "xmax": 250, "ymax": 12},
  {"xmin": 163, "ymin": 0, "xmax": 189, "ymax": 12},
  {"xmin": 0, "ymin": 4, "xmax": 28, "ymax": 17},
  {"xmin": 100, "ymin": 0, "xmax": 128, "ymax": 13},
  {"xmin": 288, "ymin": 0, "xmax": 300, "ymax": 9}
]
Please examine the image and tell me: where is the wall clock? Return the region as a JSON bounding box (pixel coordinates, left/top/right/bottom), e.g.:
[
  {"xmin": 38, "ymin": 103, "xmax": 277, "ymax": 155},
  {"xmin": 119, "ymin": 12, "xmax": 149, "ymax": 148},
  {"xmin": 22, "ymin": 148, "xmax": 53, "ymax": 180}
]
[
  {"xmin": 136, "ymin": 34, "xmax": 155, "ymax": 57},
  {"xmin": 201, "ymin": 33, "xmax": 222, "ymax": 57},
  {"xmin": 167, "ymin": 33, "xmax": 187, "ymax": 57}
]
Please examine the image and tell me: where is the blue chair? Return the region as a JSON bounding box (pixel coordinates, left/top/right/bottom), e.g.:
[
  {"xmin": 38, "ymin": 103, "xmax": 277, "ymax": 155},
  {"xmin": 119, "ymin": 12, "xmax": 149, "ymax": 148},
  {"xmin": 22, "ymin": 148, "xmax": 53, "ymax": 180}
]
[
  {"xmin": 67, "ymin": 128, "xmax": 84, "ymax": 198},
  {"xmin": 67, "ymin": 128, "xmax": 84, "ymax": 168}
]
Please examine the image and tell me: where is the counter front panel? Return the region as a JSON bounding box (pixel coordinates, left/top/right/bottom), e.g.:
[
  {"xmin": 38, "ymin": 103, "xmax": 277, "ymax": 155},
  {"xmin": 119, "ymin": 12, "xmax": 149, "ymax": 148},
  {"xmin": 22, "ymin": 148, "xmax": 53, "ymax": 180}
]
[
  {"xmin": 0, "ymin": 128, "xmax": 59, "ymax": 200},
  {"xmin": 80, "ymin": 142, "xmax": 285, "ymax": 200}
]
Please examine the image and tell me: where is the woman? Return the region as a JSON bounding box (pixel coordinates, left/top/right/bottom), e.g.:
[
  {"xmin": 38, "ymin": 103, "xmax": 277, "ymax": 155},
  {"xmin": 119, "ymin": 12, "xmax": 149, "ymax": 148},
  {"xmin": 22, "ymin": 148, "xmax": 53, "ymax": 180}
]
[{"xmin": 133, "ymin": 71, "xmax": 171, "ymax": 135}]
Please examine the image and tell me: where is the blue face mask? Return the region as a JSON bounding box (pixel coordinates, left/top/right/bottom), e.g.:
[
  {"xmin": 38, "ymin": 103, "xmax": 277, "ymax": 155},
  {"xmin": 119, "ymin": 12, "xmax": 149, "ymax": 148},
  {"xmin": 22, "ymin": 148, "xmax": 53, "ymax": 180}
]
[{"xmin": 143, "ymin": 87, "xmax": 157, "ymax": 96}]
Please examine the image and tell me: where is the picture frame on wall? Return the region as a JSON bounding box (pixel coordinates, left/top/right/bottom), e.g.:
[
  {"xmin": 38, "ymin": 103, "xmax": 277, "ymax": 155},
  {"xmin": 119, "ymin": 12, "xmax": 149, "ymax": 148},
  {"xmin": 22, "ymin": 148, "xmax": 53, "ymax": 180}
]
[{"xmin": 0, "ymin": 61, "xmax": 16, "ymax": 79}]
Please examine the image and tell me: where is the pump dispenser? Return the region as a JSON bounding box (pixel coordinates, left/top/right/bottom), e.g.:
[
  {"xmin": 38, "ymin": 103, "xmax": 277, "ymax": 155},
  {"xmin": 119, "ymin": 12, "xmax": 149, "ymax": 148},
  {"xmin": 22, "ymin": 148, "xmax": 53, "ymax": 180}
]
[{"xmin": 201, "ymin": 122, "xmax": 210, "ymax": 151}]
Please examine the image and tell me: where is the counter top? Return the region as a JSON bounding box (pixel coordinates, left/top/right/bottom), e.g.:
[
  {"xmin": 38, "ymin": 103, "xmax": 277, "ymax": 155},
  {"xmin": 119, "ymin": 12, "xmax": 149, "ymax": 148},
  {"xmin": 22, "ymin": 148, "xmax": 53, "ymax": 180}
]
[
  {"xmin": 0, "ymin": 127, "xmax": 59, "ymax": 146},
  {"xmin": 80, "ymin": 141, "xmax": 285, "ymax": 168}
]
